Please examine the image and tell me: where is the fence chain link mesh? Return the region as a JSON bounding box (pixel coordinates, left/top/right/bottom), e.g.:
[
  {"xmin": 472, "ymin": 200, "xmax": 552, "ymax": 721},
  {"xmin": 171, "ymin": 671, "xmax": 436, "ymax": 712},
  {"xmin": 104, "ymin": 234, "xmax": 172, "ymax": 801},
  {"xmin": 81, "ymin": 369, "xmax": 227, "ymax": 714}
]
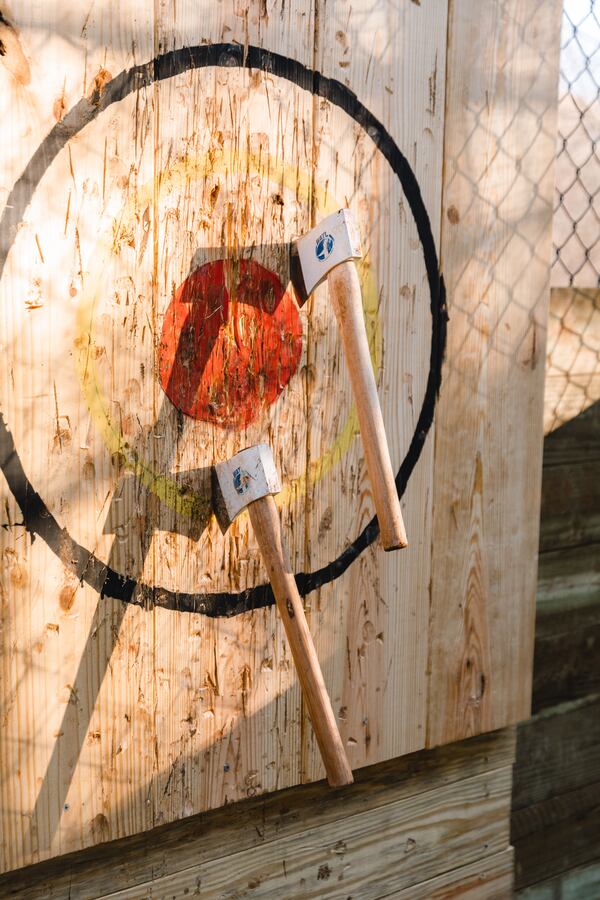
[{"xmin": 553, "ymin": 0, "xmax": 600, "ymax": 287}]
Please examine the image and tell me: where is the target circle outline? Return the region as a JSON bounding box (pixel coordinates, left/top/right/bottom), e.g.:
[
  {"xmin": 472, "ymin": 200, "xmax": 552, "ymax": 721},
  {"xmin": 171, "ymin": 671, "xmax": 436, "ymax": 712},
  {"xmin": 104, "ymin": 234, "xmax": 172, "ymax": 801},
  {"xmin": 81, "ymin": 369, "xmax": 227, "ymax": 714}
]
[{"xmin": 0, "ymin": 43, "xmax": 447, "ymax": 618}]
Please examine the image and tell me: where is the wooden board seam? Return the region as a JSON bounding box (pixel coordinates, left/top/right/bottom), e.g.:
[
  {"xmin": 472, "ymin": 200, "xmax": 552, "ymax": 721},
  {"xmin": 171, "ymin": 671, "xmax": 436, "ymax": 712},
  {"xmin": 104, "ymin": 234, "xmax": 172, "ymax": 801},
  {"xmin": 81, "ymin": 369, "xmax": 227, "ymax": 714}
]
[
  {"xmin": 376, "ymin": 847, "xmax": 515, "ymax": 900},
  {"xmin": 85, "ymin": 759, "xmax": 517, "ymax": 897},
  {"xmin": 87, "ymin": 765, "xmax": 514, "ymax": 899}
]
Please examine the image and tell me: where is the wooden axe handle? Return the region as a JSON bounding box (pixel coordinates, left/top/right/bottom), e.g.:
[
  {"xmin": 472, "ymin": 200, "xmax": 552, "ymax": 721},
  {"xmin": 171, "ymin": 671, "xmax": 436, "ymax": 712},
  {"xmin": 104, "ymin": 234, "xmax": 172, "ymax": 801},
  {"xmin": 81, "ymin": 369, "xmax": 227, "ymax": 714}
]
[
  {"xmin": 328, "ymin": 260, "xmax": 408, "ymax": 551},
  {"xmin": 248, "ymin": 494, "xmax": 353, "ymax": 788}
]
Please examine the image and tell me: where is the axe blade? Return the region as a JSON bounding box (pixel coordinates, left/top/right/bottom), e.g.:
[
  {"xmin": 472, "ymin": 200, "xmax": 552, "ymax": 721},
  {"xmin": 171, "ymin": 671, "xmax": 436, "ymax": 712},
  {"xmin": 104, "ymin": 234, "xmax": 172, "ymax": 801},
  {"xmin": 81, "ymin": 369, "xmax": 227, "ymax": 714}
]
[
  {"xmin": 213, "ymin": 444, "xmax": 281, "ymax": 529},
  {"xmin": 291, "ymin": 209, "xmax": 362, "ymax": 302}
]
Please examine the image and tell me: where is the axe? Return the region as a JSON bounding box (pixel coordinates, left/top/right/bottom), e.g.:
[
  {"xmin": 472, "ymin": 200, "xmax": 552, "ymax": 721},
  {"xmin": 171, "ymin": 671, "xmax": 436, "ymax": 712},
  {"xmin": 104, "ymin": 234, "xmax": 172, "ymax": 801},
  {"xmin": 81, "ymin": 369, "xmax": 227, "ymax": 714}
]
[
  {"xmin": 213, "ymin": 443, "xmax": 353, "ymax": 788},
  {"xmin": 291, "ymin": 209, "xmax": 407, "ymax": 551}
]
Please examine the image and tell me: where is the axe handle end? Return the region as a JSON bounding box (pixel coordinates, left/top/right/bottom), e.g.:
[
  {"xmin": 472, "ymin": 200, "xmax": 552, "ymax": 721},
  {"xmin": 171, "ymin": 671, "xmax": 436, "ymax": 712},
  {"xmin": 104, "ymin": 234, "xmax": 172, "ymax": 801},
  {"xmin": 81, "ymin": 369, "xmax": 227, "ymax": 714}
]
[
  {"xmin": 328, "ymin": 260, "xmax": 408, "ymax": 551},
  {"xmin": 248, "ymin": 494, "xmax": 353, "ymax": 788}
]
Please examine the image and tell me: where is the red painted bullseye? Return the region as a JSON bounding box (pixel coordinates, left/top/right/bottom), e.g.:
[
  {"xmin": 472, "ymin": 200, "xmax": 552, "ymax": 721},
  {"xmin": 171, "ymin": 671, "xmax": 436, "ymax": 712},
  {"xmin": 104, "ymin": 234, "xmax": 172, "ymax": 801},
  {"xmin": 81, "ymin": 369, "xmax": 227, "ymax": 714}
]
[{"xmin": 158, "ymin": 259, "xmax": 303, "ymax": 429}]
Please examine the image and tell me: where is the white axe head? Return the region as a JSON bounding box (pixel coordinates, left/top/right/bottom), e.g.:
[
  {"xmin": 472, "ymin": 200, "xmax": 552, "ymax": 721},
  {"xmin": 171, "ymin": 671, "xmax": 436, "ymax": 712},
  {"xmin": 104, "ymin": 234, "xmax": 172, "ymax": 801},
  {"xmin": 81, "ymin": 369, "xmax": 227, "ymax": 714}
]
[
  {"xmin": 292, "ymin": 208, "xmax": 362, "ymax": 301},
  {"xmin": 213, "ymin": 444, "xmax": 281, "ymax": 526}
]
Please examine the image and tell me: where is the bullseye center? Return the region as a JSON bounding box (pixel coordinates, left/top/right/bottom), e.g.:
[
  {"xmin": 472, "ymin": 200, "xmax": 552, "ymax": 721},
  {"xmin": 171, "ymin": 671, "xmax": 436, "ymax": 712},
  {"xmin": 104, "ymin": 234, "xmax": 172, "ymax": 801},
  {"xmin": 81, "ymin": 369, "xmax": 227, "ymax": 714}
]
[{"xmin": 157, "ymin": 258, "xmax": 303, "ymax": 429}]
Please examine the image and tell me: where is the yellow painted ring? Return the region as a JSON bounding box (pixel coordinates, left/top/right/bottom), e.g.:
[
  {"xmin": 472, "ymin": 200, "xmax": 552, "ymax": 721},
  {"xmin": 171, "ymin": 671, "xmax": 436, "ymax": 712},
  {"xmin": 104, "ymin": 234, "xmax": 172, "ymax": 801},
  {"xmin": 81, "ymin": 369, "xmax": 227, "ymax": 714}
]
[{"xmin": 74, "ymin": 150, "xmax": 381, "ymax": 517}]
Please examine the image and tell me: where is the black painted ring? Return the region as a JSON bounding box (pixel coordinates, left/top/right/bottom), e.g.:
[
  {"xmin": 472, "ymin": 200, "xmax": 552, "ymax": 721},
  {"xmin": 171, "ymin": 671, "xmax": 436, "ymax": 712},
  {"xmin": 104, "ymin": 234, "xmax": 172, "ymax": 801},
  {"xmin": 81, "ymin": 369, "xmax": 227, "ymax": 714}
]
[{"xmin": 0, "ymin": 44, "xmax": 447, "ymax": 617}]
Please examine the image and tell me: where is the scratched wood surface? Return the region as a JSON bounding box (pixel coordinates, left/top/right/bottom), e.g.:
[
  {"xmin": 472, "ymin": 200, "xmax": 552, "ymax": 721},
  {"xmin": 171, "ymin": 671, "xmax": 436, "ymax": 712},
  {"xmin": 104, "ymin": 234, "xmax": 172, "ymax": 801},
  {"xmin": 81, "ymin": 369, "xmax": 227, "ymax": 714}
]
[
  {"xmin": 309, "ymin": 0, "xmax": 447, "ymax": 775},
  {"xmin": 426, "ymin": 0, "xmax": 563, "ymax": 747},
  {"xmin": 0, "ymin": 728, "xmax": 516, "ymax": 898},
  {"xmin": 0, "ymin": 0, "xmax": 558, "ymax": 873}
]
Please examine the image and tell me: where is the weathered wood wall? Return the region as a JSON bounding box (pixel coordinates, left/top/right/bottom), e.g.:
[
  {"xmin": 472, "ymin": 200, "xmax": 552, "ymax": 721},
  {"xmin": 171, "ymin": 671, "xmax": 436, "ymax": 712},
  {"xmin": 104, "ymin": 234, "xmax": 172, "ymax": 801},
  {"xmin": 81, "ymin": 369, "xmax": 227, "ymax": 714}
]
[
  {"xmin": 512, "ymin": 287, "xmax": 600, "ymax": 897},
  {"xmin": 0, "ymin": 0, "xmax": 561, "ymax": 873},
  {"xmin": 0, "ymin": 727, "xmax": 516, "ymax": 899}
]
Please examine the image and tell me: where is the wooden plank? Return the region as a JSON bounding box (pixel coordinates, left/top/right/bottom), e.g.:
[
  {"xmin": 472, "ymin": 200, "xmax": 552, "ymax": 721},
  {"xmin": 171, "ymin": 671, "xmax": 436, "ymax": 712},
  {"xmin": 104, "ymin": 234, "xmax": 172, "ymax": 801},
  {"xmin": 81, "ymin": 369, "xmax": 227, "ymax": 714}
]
[
  {"xmin": 511, "ymin": 689, "xmax": 600, "ymax": 892},
  {"xmin": 513, "ymin": 694, "xmax": 600, "ymax": 811},
  {"xmin": 0, "ymin": 2, "xmax": 157, "ymax": 873},
  {"xmin": 307, "ymin": 0, "xmax": 448, "ymax": 776},
  {"xmin": 533, "ymin": 594, "xmax": 600, "ymax": 712},
  {"xmin": 537, "ymin": 543, "xmax": 600, "ymax": 608},
  {"xmin": 512, "ymin": 698, "xmax": 600, "ymax": 891},
  {"xmin": 383, "ymin": 847, "xmax": 514, "ymax": 900},
  {"xmin": 427, "ymin": 0, "xmax": 563, "ymax": 745},
  {"xmin": 92, "ymin": 766, "xmax": 514, "ymax": 899},
  {"xmin": 539, "ymin": 461, "xmax": 600, "ymax": 553},
  {"xmin": 546, "ymin": 290, "xmax": 600, "ymax": 381},
  {"xmin": 0, "ymin": 728, "xmax": 515, "ymax": 899},
  {"xmin": 516, "ymin": 859, "xmax": 600, "ymax": 899},
  {"xmin": 148, "ymin": 0, "xmax": 318, "ymax": 819},
  {"xmin": 512, "ymin": 781, "xmax": 600, "ymax": 890},
  {"xmin": 148, "ymin": 0, "xmax": 448, "ymax": 817}
]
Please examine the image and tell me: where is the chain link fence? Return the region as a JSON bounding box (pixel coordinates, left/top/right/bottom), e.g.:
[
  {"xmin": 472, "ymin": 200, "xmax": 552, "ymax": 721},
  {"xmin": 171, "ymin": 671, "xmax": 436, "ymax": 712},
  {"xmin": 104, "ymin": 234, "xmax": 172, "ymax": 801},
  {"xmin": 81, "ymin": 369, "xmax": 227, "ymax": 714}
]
[{"xmin": 553, "ymin": 0, "xmax": 600, "ymax": 287}]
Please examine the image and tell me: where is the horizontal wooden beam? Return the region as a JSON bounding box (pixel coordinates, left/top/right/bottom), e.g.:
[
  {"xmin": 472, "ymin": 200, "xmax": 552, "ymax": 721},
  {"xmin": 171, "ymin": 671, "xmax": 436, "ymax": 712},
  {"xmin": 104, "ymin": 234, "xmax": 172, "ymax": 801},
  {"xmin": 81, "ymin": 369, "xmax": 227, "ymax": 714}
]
[
  {"xmin": 386, "ymin": 848, "xmax": 514, "ymax": 900},
  {"xmin": 512, "ymin": 696, "xmax": 600, "ymax": 891},
  {"xmin": 533, "ymin": 596, "xmax": 600, "ymax": 713},
  {"xmin": 0, "ymin": 729, "xmax": 515, "ymax": 899},
  {"xmin": 107, "ymin": 768, "xmax": 512, "ymax": 899},
  {"xmin": 514, "ymin": 694, "xmax": 600, "ymax": 810},
  {"xmin": 513, "ymin": 782, "xmax": 600, "ymax": 890}
]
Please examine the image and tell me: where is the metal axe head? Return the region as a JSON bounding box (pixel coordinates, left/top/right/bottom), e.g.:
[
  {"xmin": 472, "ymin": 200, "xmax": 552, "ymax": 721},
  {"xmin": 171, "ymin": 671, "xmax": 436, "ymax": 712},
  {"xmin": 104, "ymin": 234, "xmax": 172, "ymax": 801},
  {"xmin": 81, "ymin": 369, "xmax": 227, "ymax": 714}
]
[
  {"xmin": 290, "ymin": 208, "xmax": 362, "ymax": 305},
  {"xmin": 212, "ymin": 444, "xmax": 281, "ymax": 533}
]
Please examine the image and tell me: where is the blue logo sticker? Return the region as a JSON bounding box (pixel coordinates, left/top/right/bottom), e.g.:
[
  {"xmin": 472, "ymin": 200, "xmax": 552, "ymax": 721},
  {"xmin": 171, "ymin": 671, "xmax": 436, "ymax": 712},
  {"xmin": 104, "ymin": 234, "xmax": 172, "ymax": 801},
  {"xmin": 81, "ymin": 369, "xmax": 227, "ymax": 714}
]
[
  {"xmin": 233, "ymin": 467, "xmax": 253, "ymax": 495},
  {"xmin": 315, "ymin": 232, "xmax": 334, "ymax": 261}
]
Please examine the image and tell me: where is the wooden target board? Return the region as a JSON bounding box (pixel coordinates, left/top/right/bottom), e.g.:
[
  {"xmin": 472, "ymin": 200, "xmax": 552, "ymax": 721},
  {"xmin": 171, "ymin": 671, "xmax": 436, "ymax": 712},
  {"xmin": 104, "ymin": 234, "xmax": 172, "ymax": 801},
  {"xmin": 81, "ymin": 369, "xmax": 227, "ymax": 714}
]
[{"xmin": 0, "ymin": 0, "xmax": 561, "ymax": 871}]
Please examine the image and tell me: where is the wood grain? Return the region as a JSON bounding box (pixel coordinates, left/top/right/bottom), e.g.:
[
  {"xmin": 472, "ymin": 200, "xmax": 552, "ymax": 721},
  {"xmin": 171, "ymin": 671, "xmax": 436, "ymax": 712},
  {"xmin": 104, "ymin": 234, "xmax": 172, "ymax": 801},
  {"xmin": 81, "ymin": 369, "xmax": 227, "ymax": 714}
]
[
  {"xmin": 513, "ymin": 695, "xmax": 600, "ymax": 812},
  {"xmin": 249, "ymin": 494, "xmax": 353, "ymax": 786},
  {"xmin": 539, "ymin": 461, "xmax": 600, "ymax": 552},
  {"xmin": 307, "ymin": 0, "xmax": 448, "ymax": 782},
  {"xmin": 328, "ymin": 260, "xmax": 407, "ymax": 550},
  {"xmin": 384, "ymin": 847, "xmax": 514, "ymax": 900},
  {"xmin": 533, "ymin": 598, "xmax": 600, "ymax": 713},
  {"xmin": 146, "ymin": 45, "xmax": 314, "ymax": 820},
  {"xmin": 0, "ymin": 0, "xmax": 451, "ymax": 869},
  {"xmin": 0, "ymin": 2, "xmax": 157, "ymax": 871},
  {"xmin": 513, "ymin": 781, "xmax": 600, "ymax": 890},
  {"xmin": 0, "ymin": 728, "xmax": 516, "ymax": 899},
  {"xmin": 83, "ymin": 766, "xmax": 514, "ymax": 898},
  {"xmin": 0, "ymin": 0, "xmax": 558, "ymax": 874},
  {"xmin": 427, "ymin": 0, "xmax": 563, "ymax": 746},
  {"xmin": 510, "ymin": 340, "xmax": 600, "ymax": 895},
  {"xmin": 537, "ymin": 543, "xmax": 600, "ymax": 610}
]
